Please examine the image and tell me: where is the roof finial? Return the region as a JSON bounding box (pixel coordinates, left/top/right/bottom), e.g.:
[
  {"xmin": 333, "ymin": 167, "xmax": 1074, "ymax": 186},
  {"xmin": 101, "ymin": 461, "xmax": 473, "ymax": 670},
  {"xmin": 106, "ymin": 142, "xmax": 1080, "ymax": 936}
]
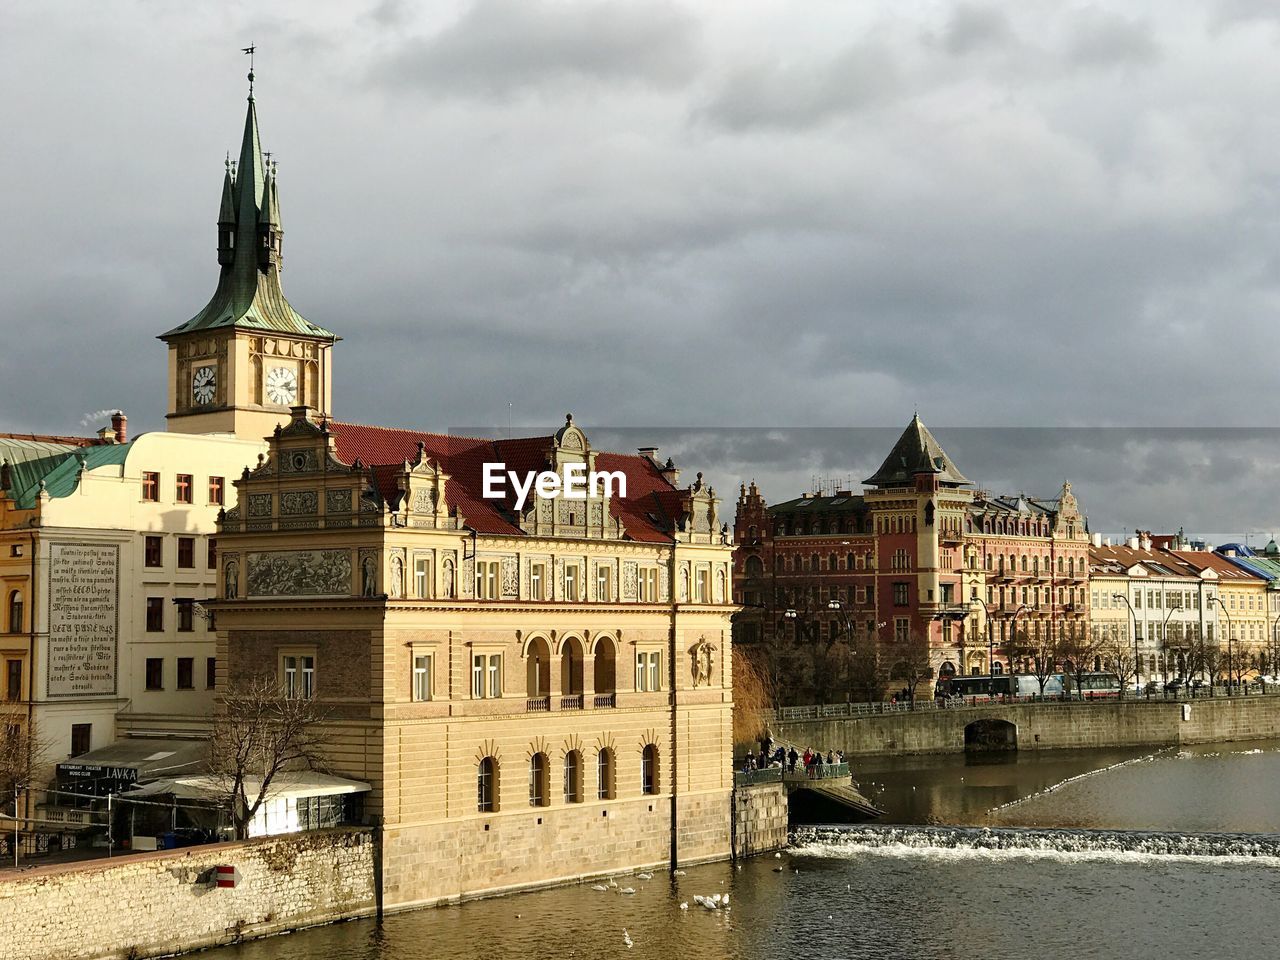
[{"xmin": 242, "ymin": 43, "xmax": 256, "ymax": 98}]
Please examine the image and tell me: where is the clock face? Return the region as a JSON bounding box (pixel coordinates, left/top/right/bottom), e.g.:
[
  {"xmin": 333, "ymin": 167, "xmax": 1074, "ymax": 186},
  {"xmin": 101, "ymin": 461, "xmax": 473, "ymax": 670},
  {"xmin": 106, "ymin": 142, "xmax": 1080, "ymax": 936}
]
[
  {"xmin": 265, "ymin": 365, "xmax": 298, "ymax": 406},
  {"xmin": 192, "ymin": 366, "xmax": 217, "ymax": 405}
]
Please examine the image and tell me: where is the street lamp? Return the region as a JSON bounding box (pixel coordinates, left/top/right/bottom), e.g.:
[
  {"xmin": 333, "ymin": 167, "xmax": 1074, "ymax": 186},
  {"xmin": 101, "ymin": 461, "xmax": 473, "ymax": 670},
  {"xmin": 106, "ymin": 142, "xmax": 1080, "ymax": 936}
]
[
  {"xmin": 1210, "ymin": 595, "xmax": 1236, "ymax": 692},
  {"xmin": 826, "ymin": 598, "xmax": 856, "ymax": 641},
  {"xmin": 969, "ymin": 597, "xmax": 994, "ymax": 677},
  {"xmin": 1112, "ymin": 593, "xmax": 1139, "ymax": 697}
]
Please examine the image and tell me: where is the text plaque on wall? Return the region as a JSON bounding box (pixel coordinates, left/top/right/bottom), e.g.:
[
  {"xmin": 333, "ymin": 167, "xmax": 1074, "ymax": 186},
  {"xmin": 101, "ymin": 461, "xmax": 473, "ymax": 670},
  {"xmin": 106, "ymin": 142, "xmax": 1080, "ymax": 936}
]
[{"xmin": 47, "ymin": 542, "xmax": 119, "ymax": 697}]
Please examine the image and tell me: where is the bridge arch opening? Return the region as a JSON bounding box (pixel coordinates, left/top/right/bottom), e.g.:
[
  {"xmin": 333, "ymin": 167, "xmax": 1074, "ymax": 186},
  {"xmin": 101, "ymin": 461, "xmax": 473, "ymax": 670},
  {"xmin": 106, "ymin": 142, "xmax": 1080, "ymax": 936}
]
[{"xmin": 964, "ymin": 718, "xmax": 1017, "ymax": 753}]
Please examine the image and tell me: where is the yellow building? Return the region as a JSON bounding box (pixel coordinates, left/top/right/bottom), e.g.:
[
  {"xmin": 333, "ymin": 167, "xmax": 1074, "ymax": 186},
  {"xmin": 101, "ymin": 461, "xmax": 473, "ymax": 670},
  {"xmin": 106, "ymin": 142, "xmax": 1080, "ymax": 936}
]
[{"xmin": 214, "ymin": 408, "xmax": 736, "ymax": 907}]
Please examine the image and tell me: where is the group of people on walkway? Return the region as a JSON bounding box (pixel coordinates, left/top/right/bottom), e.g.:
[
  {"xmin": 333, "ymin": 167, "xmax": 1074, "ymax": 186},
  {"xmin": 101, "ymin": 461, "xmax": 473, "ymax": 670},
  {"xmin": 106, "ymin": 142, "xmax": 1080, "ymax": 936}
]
[{"xmin": 740, "ymin": 732, "xmax": 845, "ymax": 778}]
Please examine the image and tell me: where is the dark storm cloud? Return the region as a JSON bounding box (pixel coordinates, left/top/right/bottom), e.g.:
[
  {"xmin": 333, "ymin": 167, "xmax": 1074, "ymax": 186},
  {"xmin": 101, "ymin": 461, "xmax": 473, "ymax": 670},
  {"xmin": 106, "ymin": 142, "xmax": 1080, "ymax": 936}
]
[
  {"xmin": 369, "ymin": 0, "xmax": 701, "ymax": 99},
  {"xmin": 3, "ymin": 1, "xmax": 1280, "ymax": 538}
]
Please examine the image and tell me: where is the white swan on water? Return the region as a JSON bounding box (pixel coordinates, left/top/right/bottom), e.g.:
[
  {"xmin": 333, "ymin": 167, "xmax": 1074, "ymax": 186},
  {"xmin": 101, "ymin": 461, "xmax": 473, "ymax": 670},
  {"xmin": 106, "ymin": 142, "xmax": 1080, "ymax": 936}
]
[{"xmin": 623, "ymin": 929, "xmax": 633, "ymax": 949}]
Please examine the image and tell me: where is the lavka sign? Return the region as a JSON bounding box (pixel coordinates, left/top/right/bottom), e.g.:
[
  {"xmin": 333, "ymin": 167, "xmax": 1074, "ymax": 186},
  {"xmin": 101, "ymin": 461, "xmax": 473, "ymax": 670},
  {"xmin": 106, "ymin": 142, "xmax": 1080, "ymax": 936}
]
[
  {"xmin": 47, "ymin": 541, "xmax": 119, "ymax": 697},
  {"xmin": 482, "ymin": 463, "xmax": 626, "ymax": 511}
]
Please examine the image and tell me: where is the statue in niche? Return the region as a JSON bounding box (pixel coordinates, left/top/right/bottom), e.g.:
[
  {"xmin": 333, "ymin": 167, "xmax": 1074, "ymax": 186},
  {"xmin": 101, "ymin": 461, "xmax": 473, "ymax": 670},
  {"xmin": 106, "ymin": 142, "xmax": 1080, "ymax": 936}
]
[
  {"xmin": 692, "ymin": 639, "xmax": 715, "ymax": 687},
  {"xmin": 224, "ymin": 560, "xmax": 238, "ymax": 600},
  {"xmin": 362, "ymin": 555, "xmax": 378, "ymax": 598},
  {"xmin": 389, "ymin": 555, "xmax": 403, "ymax": 598},
  {"xmin": 442, "ymin": 559, "xmax": 455, "ymax": 598}
]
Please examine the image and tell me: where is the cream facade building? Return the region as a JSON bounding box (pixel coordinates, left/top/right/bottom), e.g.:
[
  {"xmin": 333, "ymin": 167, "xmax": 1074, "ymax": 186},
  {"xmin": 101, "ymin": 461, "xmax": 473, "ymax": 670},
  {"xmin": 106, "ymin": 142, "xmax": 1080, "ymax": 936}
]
[{"xmin": 214, "ymin": 409, "xmax": 736, "ymax": 906}]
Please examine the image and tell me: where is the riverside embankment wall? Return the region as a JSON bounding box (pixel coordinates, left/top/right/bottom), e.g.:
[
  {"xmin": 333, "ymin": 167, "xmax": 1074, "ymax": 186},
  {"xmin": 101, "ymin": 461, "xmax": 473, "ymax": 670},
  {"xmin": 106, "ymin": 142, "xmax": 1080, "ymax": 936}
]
[
  {"xmin": 732, "ymin": 781, "xmax": 788, "ymax": 857},
  {"xmin": 773, "ymin": 695, "xmax": 1280, "ymax": 757},
  {"xmin": 0, "ymin": 828, "xmax": 376, "ymax": 960}
]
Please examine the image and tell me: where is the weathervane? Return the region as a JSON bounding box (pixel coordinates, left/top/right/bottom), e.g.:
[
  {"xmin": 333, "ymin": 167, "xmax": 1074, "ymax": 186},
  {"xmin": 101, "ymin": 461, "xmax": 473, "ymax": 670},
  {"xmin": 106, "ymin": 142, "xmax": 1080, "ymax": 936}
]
[{"xmin": 242, "ymin": 43, "xmax": 256, "ymax": 96}]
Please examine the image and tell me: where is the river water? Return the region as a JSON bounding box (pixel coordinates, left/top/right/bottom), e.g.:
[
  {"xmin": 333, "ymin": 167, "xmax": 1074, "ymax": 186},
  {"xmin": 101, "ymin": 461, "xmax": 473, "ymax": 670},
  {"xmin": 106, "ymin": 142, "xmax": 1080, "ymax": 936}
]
[{"xmin": 207, "ymin": 740, "xmax": 1280, "ymax": 960}]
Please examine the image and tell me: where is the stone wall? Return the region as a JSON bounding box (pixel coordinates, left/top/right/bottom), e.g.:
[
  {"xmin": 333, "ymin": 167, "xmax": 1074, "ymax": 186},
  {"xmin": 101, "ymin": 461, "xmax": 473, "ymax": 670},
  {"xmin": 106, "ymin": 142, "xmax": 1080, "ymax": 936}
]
[
  {"xmin": 0, "ymin": 828, "xmax": 376, "ymax": 960},
  {"xmin": 733, "ymin": 781, "xmax": 787, "ymax": 858},
  {"xmin": 773, "ymin": 696, "xmax": 1280, "ymax": 758}
]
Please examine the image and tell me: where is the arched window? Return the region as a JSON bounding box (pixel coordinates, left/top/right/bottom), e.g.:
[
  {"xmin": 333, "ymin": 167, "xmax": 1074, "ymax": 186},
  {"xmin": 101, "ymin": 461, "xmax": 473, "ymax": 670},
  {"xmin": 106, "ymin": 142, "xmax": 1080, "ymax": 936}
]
[
  {"xmin": 846, "ymin": 552, "xmax": 855, "ymax": 570},
  {"xmin": 746, "ymin": 556, "xmax": 764, "ymax": 578},
  {"xmin": 560, "ymin": 637, "xmax": 584, "ymax": 698},
  {"xmin": 641, "ymin": 744, "xmax": 658, "ymax": 795},
  {"xmin": 992, "ymin": 661, "xmax": 1004, "ymax": 675},
  {"xmin": 526, "ymin": 636, "xmax": 551, "ymax": 701},
  {"xmin": 477, "ymin": 757, "xmax": 497, "ymax": 812},
  {"xmin": 564, "ymin": 749, "xmax": 582, "ymax": 803},
  {"xmin": 7, "ymin": 591, "xmax": 23, "ymax": 634},
  {"xmin": 529, "ymin": 752, "xmax": 549, "ymax": 807},
  {"xmin": 597, "ymin": 747, "xmax": 615, "ymax": 800}
]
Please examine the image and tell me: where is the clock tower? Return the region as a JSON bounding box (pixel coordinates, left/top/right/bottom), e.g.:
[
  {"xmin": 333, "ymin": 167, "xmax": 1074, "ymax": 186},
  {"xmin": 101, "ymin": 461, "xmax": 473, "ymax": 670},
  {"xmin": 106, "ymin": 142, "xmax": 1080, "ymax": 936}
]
[{"xmin": 160, "ymin": 73, "xmax": 337, "ymax": 440}]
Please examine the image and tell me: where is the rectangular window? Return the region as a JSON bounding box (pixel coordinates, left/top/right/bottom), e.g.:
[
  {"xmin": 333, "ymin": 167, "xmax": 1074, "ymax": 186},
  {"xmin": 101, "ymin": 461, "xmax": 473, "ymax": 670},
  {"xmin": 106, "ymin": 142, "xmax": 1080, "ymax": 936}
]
[
  {"xmin": 177, "ymin": 601, "xmax": 194, "ymax": 633},
  {"xmin": 177, "ymin": 537, "xmax": 195, "ymax": 569},
  {"xmin": 530, "ymin": 562, "xmax": 546, "ymax": 600},
  {"xmin": 636, "ymin": 651, "xmax": 663, "ymax": 692},
  {"xmin": 472, "ymin": 653, "xmax": 501, "ymax": 698},
  {"xmin": 175, "ymin": 474, "xmax": 193, "ymax": 504},
  {"xmin": 638, "ymin": 568, "xmax": 658, "ymax": 602},
  {"xmin": 414, "ymin": 557, "xmax": 432, "ymax": 598},
  {"xmin": 70, "ymin": 724, "xmax": 91, "ymax": 758},
  {"xmin": 283, "ymin": 655, "xmax": 315, "ymax": 699},
  {"xmin": 207, "ymin": 538, "xmax": 217, "ymax": 570},
  {"xmin": 695, "ymin": 569, "xmax": 710, "ymax": 603},
  {"xmin": 5, "ymin": 659, "xmax": 21, "ymax": 701},
  {"xmin": 208, "ymin": 476, "xmax": 224, "ymax": 505},
  {"xmin": 177, "ymin": 657, "xmax": 194, "ymax": 690},
  {"xmin": 475, "ymin": 560, "xmax": 500, "ymax": 600},
  {"xmin": 206, "ymin": 657, "xmax": 216, "ymax": 689},
  {"xmin": 565, "ymin": 564, "xmax": 580, "ymax": 602},
  {"xmin": 144, "ymin": 535, "xmax": 162, "ymax": 568},
  {"xmin": 145, "ymin": 597, "xmax": 164, "ymax": 632},
  {"xmin": 142, "ymin": 471, "xmax": 160, "ymax": 502},
  {"xmin": 894, "ymin": 618, "xmax": 910, "ymax": 643},
  {"xmin": 145, "ymin": 658, "xmax": 163, "ymax": 690},
  {"xmin": 413, "ymin": 654, "xmax": 433, "ymax": 701},
  {"xmin": 893, "ymin": 582, "xmax": 909, "ymax": 606},
  {"xmin": 596, "ymin": 566, "xmax": 612, "ymax": 602}
]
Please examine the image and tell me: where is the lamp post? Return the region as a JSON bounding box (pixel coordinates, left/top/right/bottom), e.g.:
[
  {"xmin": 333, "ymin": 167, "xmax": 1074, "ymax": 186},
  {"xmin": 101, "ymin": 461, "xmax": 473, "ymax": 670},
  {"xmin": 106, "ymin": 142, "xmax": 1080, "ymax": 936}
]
[
  {"xmin": 826, "ymin": 598, "xmax": 856, "ymax": 641},
  {"xmin": 1008, "ymin": 603, "xmax": 1030, "ymax": 678},
  {"xmin": 969, "ymin": 597, "xmax": 994, "ymax": 677},
  {"xmin": 1112, "ymin": 593, "xmax": 1139, "ymax": 698},
  {"xmin": 1210, "ymin": 596, "xmax": 1235, "ymax": 692}
]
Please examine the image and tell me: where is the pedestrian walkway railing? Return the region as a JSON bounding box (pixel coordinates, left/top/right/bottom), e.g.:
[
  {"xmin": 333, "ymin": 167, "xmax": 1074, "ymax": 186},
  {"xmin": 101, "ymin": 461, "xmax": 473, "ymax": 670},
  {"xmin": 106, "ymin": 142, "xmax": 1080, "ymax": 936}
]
[
  {"xmin": 774, "ymin": 686, "xmax": 1280, "ymax": 722},
  {"xmin": 783, "ymin": 762, "xmax": 850, "ymax": 782},
  {"xmin": 733, "ymin": 767, "xmax": 783, "ymax": 787}
]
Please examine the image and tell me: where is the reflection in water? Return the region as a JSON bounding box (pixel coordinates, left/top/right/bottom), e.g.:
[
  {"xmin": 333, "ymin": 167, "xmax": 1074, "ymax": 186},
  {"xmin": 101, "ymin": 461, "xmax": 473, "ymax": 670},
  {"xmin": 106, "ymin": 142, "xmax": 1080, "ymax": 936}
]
[{"xmin": 202, "ymin": 740, "xmax": 1280, "ymax": 960}]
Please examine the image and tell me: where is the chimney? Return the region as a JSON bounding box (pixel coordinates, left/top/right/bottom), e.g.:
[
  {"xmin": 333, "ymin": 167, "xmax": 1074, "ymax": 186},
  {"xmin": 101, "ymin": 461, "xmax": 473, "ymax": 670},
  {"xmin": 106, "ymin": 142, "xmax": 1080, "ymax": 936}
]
[
  {"xmin": 111, "ymin": 411, "xmax": 127, "ymax": 444},
  {"xmin": 1092, "ymin": 532, "xmax": 1102, "ymax": 548},
  {"xmin": 659, "ymin": 457, "xmax": 681, "ymax": 486},
  {"xmin": 1127, "ymin": 536, "xmax": 1140, "ymax": 549},
  {"xmin": 1139, "ymin": 532, "xmax": 1152, "ymax": 550},
  {"xmin": 637, "ymin": 447, "xmax": 660, "ymax": 464}
]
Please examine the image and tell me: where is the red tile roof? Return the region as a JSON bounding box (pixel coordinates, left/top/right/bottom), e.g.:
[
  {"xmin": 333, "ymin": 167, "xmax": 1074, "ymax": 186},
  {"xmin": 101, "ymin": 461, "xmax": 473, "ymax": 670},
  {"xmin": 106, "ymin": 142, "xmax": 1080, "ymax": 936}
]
[
  {"xmin": 1170, "ymin": 550, "xmax": 1267, "ymax": 583},
  {"xmin": 327, "ymin": 421, "xmax": 681, "ymax": 542}
]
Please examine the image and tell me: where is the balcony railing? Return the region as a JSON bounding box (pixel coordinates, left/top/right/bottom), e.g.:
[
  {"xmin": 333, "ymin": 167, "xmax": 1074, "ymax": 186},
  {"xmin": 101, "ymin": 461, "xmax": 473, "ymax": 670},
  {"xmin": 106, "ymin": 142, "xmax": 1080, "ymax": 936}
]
[
  {"xmin": 560, "ymin": 694, "xmax": 584, "ymax": 710},
  {"xmin": 593, "ymin": 692, "xmax": 616, "ymax": 708},
  {"xmin": 526, "ymin": 696, "xmax": 550, "ymax": 712}
]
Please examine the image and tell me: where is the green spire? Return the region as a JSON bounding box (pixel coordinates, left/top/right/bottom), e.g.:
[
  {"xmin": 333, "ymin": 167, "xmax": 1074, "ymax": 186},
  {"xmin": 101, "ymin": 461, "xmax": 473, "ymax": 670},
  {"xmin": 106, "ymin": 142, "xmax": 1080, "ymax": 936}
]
[{"xmin": 161, "ymin": 85, "xmax": 333, "ymax": 341}]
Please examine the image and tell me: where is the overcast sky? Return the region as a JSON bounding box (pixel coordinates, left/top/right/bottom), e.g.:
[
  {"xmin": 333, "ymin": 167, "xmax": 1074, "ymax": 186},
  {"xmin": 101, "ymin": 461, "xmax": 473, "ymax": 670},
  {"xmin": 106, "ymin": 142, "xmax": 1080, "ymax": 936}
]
[{"xmin": 3, "ymin": 1, "xmax": 1280, "ymax": 539}]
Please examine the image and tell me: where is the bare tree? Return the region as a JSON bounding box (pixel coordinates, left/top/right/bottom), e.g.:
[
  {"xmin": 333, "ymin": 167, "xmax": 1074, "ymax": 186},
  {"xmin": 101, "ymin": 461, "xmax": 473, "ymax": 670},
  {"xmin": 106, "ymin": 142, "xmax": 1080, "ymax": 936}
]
[
  {"xmin": 1100, "ymin": 635, "xmax": 1139, "ymax": 699},
  {"xmin": 209, "ymin": 676, "xmax": 329, "ymax": 840},
  {"xmin": 0, "ymin": 708, "xmax": 44, "ymax": 797},
  {"xmin": 1059, "ymin": 630, "xmax": 1103, "ymax": 701},
  {"xmin": 846, "ymin": 642, "xmax": 888, "ymax": 703},
  {"xmin": 887, "ymin": 631, "xmax": 933, "ymax": 704}
]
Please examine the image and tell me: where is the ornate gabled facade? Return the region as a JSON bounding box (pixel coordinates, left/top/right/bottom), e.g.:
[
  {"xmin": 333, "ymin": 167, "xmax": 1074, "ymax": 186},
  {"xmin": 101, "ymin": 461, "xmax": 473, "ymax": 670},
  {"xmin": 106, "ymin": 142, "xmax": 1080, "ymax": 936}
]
[
  {"xmin": 213, "ymin": 406, "xmax": 735, "ymax": 907},
  {"xmin": 733, "ymin": 415, "xmax": 1092, "ymax": 694},
  {"xmin": 160, "ymin": 84, "xmax": 336, "ymax": 440}
]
